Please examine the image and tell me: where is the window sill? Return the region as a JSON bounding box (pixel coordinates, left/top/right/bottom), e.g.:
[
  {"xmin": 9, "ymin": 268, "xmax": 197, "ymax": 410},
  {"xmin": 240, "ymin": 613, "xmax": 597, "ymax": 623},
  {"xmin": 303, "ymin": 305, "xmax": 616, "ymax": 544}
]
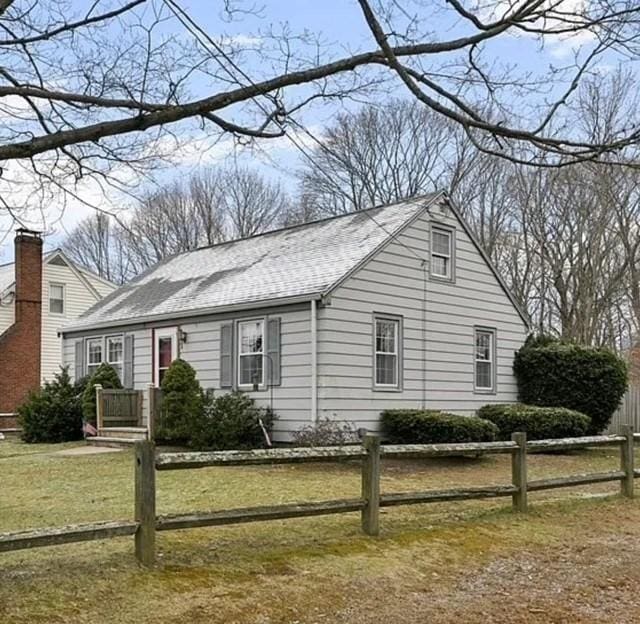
[
  {"xmin": 429, "ymin": 274, "xmax": 455, "ymax": 284},
  {"xmin": 474, "ymin": 388, "xmax": 497, "ymax": 395},
  {"xmin": 373, "ymin": 385, "xmax": 403, "ymax": 393}
]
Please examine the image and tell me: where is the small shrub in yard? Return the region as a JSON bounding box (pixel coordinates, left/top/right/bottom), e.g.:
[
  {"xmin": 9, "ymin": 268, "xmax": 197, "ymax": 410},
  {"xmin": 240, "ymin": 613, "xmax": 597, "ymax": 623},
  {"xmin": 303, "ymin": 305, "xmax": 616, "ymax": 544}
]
[
  {"xmin": 513, "ymin": 337, "xmax": 627, "ymax": 434},
  {"xmin": 291, "ymin": 417, "xmax": 359, "ymax": 446},
  {"xmin": 381, "ymin": 409, "xmax": 498, "ymax": 444},
  {"xmin": 81, "ymin": 363, "xmax": 123, "ymax": 424},
  {"xmin": 18, "ymin": 367, "xmax": 83, "ymax": 443},
  {"xmin": 477, "ymin": 404, "xmax": 591, "ymax": 440},
  {"xmin": 156, "ymin": 359, "xmax": 205, "ymax": 444},
  {"xmin": 189, "ymin": 391, "xmax": 275, "ymax": 450}
]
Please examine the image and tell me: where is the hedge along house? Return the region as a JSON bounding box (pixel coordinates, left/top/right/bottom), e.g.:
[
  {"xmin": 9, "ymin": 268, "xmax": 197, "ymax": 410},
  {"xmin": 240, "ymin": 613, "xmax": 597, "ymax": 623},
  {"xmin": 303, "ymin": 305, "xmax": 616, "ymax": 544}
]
[{"xmin": 60, "ymin": 193, "xmax": 529, "ymax": 441}]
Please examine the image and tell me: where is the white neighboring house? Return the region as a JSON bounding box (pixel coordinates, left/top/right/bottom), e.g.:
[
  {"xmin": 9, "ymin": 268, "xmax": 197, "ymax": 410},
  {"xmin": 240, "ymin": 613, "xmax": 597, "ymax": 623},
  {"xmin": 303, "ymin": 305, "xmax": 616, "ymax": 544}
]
[
  {"xmin": 0, "ymin": 249, "xmax": 117, "ymax": 383},
  {"xmin": 60, "ymin": 194, "xmax": 530, "ymax": 441}
]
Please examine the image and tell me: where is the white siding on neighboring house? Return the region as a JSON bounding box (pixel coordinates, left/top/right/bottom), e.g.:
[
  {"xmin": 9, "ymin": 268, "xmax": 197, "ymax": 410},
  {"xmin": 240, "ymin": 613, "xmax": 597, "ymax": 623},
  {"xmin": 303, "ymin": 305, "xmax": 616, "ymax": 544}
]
[
  {"xmin": 41, "ymin": 262, "xmax": 106, "ymax": 381},
  {"xmin": 315, "ymin": 205, "xmax": 527, "ymax": 430},
  {"xmin": 0, "ymin": 299, "xmax": 14, "ymax": 333}
]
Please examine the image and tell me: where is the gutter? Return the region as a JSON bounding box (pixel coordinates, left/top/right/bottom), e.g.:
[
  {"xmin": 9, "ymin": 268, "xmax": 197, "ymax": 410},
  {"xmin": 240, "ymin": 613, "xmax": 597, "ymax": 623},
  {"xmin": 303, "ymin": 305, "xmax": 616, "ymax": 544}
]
[
  {"xmin": 310, "ymin": 299, "xmax": 318, "ymax": 423},
  {"xmin": 60, "ymin": 292, "xmax": 324, "ymax": 336}
]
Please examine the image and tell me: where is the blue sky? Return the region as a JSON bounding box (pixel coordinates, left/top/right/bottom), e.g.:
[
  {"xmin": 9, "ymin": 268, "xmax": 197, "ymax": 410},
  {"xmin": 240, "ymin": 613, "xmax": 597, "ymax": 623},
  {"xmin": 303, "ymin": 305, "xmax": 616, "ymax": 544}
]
[{"xmin": 0, "ymin": 0, "xmax": 621, "ymax": 262}]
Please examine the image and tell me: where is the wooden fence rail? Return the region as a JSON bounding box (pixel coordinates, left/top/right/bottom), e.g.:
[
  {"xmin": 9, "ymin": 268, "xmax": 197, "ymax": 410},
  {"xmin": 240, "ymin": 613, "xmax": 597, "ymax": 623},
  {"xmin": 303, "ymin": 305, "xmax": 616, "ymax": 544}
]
[{"xmin": 0, "ymin": 426, "xmax": 636, "ymax": 567}]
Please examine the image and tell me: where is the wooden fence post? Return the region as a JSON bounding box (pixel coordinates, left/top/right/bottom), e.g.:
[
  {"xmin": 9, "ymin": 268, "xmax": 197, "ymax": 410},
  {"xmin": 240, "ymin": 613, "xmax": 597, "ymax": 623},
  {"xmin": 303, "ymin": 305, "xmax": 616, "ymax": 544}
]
[
  {"xmin": 620, "ymin": 424, "xmax": 634, "ymax": 499},
  {"xmin": 511, "ymin": 431, "xmax": 528, "ymax": 513},
  {"xmin": 147, "ymin": 384, "xmax": 155, "ymax": 441},
  {"xmin": 135, "ymin": 440, "xmax": 156, "ymax": 566},
  {"xmin": 361, "ymin": 433, "xmax": 381, "ymax": 536},
  {"xmin": 94, "ymin": 384, "xmax": 103, "ymax": 431}
]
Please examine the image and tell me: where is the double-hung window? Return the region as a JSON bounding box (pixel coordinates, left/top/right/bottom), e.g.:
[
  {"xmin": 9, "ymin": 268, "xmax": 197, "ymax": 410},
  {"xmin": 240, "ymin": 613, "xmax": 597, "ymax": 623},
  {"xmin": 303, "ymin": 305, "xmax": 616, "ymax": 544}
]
[
  {"xmin": 49, "ymin": 283, "xmax": 64, "ymax": 314},
  {"xmin": 238, "ymin": 319, "xmax": 264, "ymax": 387},
  {"xmin": 374, "ymin": 316, "xmax": 400, "ymax": 388},
  {"xmin": 107, "ymin": 336, "xmax": 124, "ymax": 380},
  {"xmin": 430, "ymin": 226, "xmax": 453, "ymax": 279},
  {"xmin": 474, "ymin": 328, "xmax": 496, "ymax": 392},
  {"xmin": 86, "ymin": 338, "xmax": 103, "ymax": 376}
]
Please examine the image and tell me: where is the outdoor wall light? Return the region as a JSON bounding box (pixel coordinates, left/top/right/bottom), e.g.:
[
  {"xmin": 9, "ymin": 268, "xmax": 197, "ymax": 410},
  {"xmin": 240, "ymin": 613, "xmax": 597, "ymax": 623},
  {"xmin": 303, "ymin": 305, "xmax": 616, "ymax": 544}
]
[{"xmin": 179, "ymin": 329, "xmax": 188, "ymax": 344}]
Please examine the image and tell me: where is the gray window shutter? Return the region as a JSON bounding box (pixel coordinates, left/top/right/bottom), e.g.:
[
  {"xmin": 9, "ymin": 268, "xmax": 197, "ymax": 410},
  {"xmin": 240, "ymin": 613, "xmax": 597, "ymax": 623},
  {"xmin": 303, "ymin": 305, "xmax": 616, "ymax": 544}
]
[
  {"xmin": 220, "ymin": 322, "xmax": 234, "ymax": 388},
  {"xmin": 267, "ymin": 317, "xmax": 281, "ymax": 386},
  {"xmin": 74, "ymin": 339, "xmax": 85, "ymax": 381},
  {"xmin": 123, "ymin": 334, "xmax": 135, "ymax": 389}
]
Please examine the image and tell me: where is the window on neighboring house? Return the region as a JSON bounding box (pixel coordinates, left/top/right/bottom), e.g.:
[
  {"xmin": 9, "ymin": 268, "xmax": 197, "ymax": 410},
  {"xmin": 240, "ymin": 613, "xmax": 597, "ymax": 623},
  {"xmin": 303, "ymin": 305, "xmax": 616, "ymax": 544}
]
[
  {"xmin": 430, "ymin": 226, "xmax": 453, "ymax": 279},
  {"xmin": 107, "ymin": 335, "xmax": 123, "ymax": 380},
  {"xmin": 374, "ymin": 316, "xmax": 400, "ymax": 388},
  {"xmin": 474, "ymin": 328, "xmax": 496, "ymax": 392},
  {"xmin": 238, "ymin": 319, "xmax": 264, "ymax": 386},
  {"xmin": 87, "ymin": 338, "xmax": 103, "ymax": 376},
  {"xmin": 49, "ymin": 283, "xmax": 64, "ymax": 314}
]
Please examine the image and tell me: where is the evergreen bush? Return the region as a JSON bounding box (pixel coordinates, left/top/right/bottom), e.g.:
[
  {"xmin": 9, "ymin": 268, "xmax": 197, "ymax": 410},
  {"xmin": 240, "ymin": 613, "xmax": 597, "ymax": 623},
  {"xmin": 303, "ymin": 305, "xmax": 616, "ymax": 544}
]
[
  {"xmin": 381, "ymin": 409, "xmax": 497, "ymax": 444},
  {"xmin": 18, "ymin": 368, "xmax": 83, "ymax": 443},
  {"xmin": 513, "ymin": 337, "xmax": 627, "ymax": 434}
]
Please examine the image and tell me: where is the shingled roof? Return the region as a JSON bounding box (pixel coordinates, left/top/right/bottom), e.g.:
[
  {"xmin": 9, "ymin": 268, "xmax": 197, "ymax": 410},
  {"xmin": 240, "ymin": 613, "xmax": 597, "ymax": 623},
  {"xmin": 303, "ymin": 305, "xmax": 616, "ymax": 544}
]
[{"xmin": 63, "ymin": 194, "xmax": 442, "ymax": 332}]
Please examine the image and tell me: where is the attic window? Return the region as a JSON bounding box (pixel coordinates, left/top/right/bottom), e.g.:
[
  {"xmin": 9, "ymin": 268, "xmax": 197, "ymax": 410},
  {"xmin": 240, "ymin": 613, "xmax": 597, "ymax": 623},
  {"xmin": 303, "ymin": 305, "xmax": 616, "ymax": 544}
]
[
  {"xmin": 49, "ymin": 283, "xmax": 64, "ymax": 314},
  {"xmin": 430, "ymin": 226, "xmax": 454, "ymax": 280}
]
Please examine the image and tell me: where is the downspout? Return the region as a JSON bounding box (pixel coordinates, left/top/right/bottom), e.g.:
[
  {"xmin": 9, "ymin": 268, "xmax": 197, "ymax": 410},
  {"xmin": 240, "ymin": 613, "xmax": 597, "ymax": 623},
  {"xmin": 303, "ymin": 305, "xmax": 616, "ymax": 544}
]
[{"xmin": 311, "ymin": 299, "xmax": 318, "ymax": 423}]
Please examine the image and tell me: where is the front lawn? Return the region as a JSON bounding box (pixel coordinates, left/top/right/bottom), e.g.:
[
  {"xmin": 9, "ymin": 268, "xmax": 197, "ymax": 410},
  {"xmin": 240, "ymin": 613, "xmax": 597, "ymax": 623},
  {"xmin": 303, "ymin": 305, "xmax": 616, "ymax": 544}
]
[{"xmin": 2, "ymin": 438, "xmax": 640, "ymax": 623}]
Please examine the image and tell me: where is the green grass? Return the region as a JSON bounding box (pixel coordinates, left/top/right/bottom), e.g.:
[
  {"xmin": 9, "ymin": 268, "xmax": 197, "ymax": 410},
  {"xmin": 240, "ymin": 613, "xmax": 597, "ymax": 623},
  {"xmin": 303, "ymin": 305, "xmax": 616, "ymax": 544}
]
[{"xmin": 1, "ymin": 438, "xmax": 639, "ymax": 623}]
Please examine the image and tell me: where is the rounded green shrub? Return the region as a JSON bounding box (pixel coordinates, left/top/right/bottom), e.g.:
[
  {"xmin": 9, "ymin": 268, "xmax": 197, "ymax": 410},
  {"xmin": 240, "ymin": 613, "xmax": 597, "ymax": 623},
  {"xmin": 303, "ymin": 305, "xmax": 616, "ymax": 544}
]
[
  {"xmin": 513, "ymin": 338, "xmax": 627, "ymax": 434},
  {"xmin": 81, "ymin": 363, "xmax": 123, "ymax": 424},
  {"xmin": 477, "ymin": 404, "xmax": 591, "ymax": 440},
  {"xmin": 381, "ymin": 409, "xmax": 497, "ymax": 444},
  {"xmin": 18, "ymin": 367, "xmax": 83, "ymax": 443},
  {"xmin": 190, "ymin": 391, "xmax": 275, "ymax": 450}
]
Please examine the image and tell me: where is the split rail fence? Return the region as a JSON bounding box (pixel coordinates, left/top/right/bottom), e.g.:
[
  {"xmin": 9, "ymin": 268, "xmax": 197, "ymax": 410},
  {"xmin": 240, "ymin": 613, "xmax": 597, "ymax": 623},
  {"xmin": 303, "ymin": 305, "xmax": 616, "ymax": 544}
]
[{"xmin": 0, "ymin": 427, "xmax": 637, "ymax": 567}]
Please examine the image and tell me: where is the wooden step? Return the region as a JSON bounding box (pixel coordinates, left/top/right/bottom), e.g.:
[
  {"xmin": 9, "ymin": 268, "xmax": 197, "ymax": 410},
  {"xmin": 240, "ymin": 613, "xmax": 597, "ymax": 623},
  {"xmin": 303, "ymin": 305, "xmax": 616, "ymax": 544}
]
[
  {"xmin": 97, "ymin": 427, "xmax": 148, "ymax": 441},
  {"xmin": 87, "ymin": 436, "xmax": 141, "ymax": 449}
]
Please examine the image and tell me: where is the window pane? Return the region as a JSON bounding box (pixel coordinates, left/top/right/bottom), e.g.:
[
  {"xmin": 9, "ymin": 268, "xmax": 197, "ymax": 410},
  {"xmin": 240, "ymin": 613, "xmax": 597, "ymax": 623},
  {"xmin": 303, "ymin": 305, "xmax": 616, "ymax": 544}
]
[
  {"xmin": 431, "ymin": 255, "xmax": 448, "ymax": 277},
  {"xmin": 476, "ymin": 361, "xmax": 492, "ymax": 389},
  {"xmin": 158, "ymin": 337, "xmax": 173, "ymax": 368},
  {"xmin": 88, "ymin": 340, "xmax": 102, "ymax": 365},
  {"xmin": 475, "ymin": 332, "xmax": 491, "ymax": 361},
  {"xmin": 376, "ymin": 320, "xmax": 396, "ymax": 354},
  {"xmin": 240, "ymin": 321, "xmax": 263, "ymax": 354},
  {"xmin": 50, "ymin": 298, "xmax": 63, "ymax": 314},
  {"xmin": 51, "ymin": 284, "xmax": 63, "ymax": 299},
  {"xmin": 432, "ymin": 230, "xmax": 450, "ymax": 255},
  {"xmin": 240, "ymin": 354, "xmax": 263, "ymax": 385},
  {"xmin": 108, "ymin": 338, "xmax": 123, "ymax": 363},
  {"xmin": 376, "ymin": 354, "xmax": 397, "ymax": 385}
]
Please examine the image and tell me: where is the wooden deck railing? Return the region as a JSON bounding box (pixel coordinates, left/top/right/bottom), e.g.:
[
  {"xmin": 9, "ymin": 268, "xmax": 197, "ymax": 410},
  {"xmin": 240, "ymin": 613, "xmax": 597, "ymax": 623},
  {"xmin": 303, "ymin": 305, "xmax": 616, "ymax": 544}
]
[
  {"xmin": 95, "ymin": 386, "xmax": 143, "ymax": 429},
  {"xmin": 0, "ymin": 427, "xmax": 635, "ymax": 567}
]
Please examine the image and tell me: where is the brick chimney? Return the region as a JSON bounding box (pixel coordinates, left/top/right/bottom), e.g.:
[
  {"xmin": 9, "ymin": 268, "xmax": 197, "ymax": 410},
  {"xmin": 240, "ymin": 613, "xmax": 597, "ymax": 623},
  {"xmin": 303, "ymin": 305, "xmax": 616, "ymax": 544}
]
[{"xmin": 0, "ymin": 230, "xmax": 43, "ymax": 420}]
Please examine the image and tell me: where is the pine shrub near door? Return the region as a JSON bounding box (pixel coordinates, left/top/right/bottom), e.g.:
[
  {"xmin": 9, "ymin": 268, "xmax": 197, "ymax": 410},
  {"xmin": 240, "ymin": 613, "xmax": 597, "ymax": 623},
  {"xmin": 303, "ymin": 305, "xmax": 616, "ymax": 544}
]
[
  {"xmin": 381, "ymin": 409, "xmax": 498, "ymax": 444},
  {"xmin": 156, "ymin": 358, "xmax": 205, "ymax": 445},
  {"xmin": 18, "ymin": 368, "xmax": 83, "ymax": 443},
  {"xmin": 81, "ymin": 363, "xmax": 123, "ymax": 424},
  {"xmin": 513, "ymin": 337, "xmax": 628, "ymax": 434},
  {"xmin": 477, "ymin": 404, "xmax": 591, "ymax": 440}
]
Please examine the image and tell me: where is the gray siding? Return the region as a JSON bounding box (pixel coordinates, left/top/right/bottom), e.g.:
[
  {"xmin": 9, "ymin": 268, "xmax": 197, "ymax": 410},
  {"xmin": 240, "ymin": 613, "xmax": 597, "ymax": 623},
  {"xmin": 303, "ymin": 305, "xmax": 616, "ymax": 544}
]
[
  {"xmin": 316, "ymin": 204, "xmax": 527, "ymax": 430},
  {"xmin": 63, "ymin": 309, "xmax": 311, "ymax": 440}
]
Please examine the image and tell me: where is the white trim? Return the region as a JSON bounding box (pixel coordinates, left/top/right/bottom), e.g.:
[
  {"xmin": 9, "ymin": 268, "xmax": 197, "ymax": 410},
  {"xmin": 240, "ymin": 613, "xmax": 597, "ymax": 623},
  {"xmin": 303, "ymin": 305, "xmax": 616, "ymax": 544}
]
[
  {"xmin": 430, "ymin": 225, "xmax": 453, "ymax": 280},
  {"xmin": 154, "ymin": 327, "xmax": 178, "ymax": 387},
  {"xmin": 374, "ymin": 315, "xmax": 400, "ymax": 389},
  {"xmin": 86, "ymin": 336, "xmax": 104, "ymax": 376},
  {"xmin": 474, "ymin": 327, "xmax": 496, "ymax": 393},
  {"xmin": 237, "ymin": 318, "xmax": 265, "ymax": 388}
]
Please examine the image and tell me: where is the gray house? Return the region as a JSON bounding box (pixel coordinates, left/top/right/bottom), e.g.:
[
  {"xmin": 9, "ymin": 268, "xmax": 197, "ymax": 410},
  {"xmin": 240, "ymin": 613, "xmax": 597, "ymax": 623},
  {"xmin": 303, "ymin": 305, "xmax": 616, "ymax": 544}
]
[{"xmin": 60, "ymin": 193, "xmax": 529, "ymax": 440}]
